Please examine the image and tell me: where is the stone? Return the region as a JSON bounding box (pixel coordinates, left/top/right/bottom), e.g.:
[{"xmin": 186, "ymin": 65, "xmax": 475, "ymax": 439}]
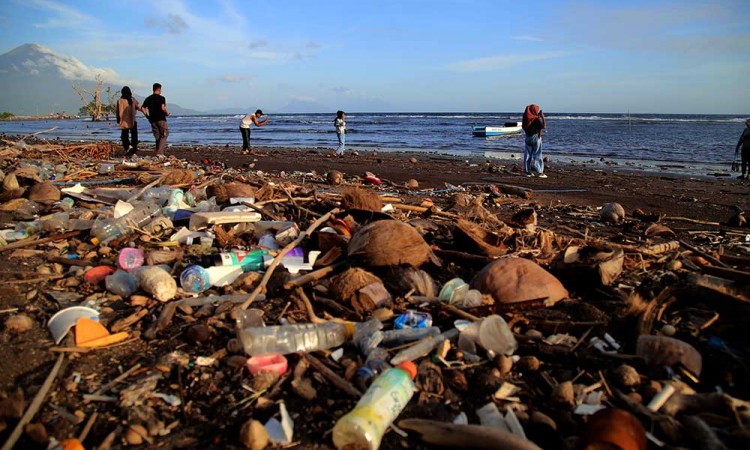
[
  {"xmin": 4, "ymin": 314, "xmax": 33, "ymax": 334},
  {"xmin": 552, "ymin": 381, "xmax": 575, "ymax": 408},
  {"xmin": 239, "ymin": 419, "xmax": 269, "ymax": 450}
]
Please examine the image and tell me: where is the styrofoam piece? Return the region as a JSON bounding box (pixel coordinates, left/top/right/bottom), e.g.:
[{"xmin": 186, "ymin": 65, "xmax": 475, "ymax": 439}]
[
  {"xmin": 265, "ymin": 401, "xmax": 294, "ymax": 444},
  {"xmin": 48, "ymin": 306, "xmax": 100, "ymax": 344}
]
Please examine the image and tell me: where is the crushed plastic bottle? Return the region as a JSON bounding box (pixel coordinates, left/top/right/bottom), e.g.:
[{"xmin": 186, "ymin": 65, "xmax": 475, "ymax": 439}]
[
  {"xmin": 390, "ymin": 328, "xmax": 459, "ymax": 365},
  {"xmin": 90, "ymin": 202, "xmax": 162, "ymax": 245},
  {"xmin": 380, "ymin": 327, "xmax": 441, "ymax": 347},
  {"xmin": 236, "ymin": 312, "xmax": 355, "ymax": 356},
  {"xmin": 333, "ymin": 361, "xmax": 417, "ymax": 450}
]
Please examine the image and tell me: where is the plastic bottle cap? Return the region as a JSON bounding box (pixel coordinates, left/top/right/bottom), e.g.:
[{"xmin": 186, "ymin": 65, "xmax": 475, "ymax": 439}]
[
  {"xmin": 246, "ymin": 354, "xmax": 288, "ymax": 377},
  {"xmin": 397, "ymin": 361, "xmax": 418, "ymax": 380}
]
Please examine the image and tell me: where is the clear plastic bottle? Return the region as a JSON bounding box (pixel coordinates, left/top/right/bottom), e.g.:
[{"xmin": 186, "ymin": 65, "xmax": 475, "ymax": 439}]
[
  {"xmin": 380, "ymin": 327, "xmax": 441, "ymax": 347},
  {"xmin": 235, "ymin": 312, "xmax": 355, "ymax": 356},
  {"xmin": 356, "ymin": 347, "xmax": 392, "ymax": 390},
  {"xmin": 105, "ymin": 270, "xmax": 138, "ymax": 297},
  {"xmin": 332, "ymin": 361, "xmax": 417, "ymax": 450},
  {"xmin": 163, "ymin": 189, "xmax": 184, "ymax": 218},
  {"xmin": 90, "ymin": 202, "xmax": 162, "ymax": 245},
  {"xmin": 201, "ymin": 249, "xmax": 269, "ymax": 273}
]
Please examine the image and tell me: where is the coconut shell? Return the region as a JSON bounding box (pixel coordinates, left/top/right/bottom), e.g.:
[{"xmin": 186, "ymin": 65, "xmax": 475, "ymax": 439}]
[
  {"xmin": 27, "ymin": 182, "xmax": 60, "ymax": 204},
  {"xmin": 453, "ymin": 219, "xmax": 511, "ymax": 258},
  {"xmin": 348, "ymin": 220, "xmax": 438, "ymax": 268},
  {"xmin": 161, "ymin": 169, "xmax": 196, "ymax": 186},
  {"xmin": 471, "ymin": 258, "xmax": 568, "ymax": 309},
  {"xmin": 331, "ymin": 268, "xmax": 382, "ymax": 303},
  {"xmin": 207, "ymin": 182, "xmax": 256, "ymax": 204},
  {"xmin": 601, "ymin": 202, "xmax": 626, "ymax": 223},
  {"xmin": 342, "ymin": 187, "xmax": 383, "ymax": 212},
  {"xmin": 327, "ymin": 170, "xmax": 343, "ymax": 185}
]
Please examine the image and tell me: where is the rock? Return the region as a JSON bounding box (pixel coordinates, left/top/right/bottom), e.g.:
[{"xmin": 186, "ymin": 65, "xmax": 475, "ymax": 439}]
[
  {"xmin": 27, "ymin": 182, "xmax": 60, "ymax": 204},
  {"xmin": 552, "ymin": 381, "xmax": 575, "ymax": 408},
  {"xmin": 0, "ymin": 390, "xmax": 25, "ymax": 420},
  {"xmin": 496, "ymin": 354, "xmax": 514, "ymax": 376},
  {"xmin": 226, "ymin": 355, "xmax": 249, "ymax": 370},
  {"xmin": 612, "ymin": 364, "xmax": 641, "ymax": 388},
  {"xmin": 600, "ymin": 202, "xmax": 626, "ymax": 224},
  {"xmin": 125, "ymin": 424, "xmax": 148, "ymax": 445},
  {"xmin": 239, "ymin": 419, "xmax": 269, "ymax": 450},
  {"xmin": 665, "ymin": 260, "xmax": 682, "ymax": 271},
  {"xmin": 660, "ymin": 324, "xmax": 676, "ymax": 337},
  {"xmin": 186, "ymin": 324, "xmax": 211, "ymax": 344},
  {"xmin": 636, "ymin": 335, "xmax": 702, "ymax": 376},
  {"xmin": 4, "ymin": 314, "xmax": 33, "ymax": 334},
  {"xmin": 409, "ymin": 157, "xmax": 418, "ymax": 164},
  {"xmin": 291, "ymin": 377, "xmax": 317, "ymax": 400},
  {"xmin": 24, "ymin": 422, "xmax": 48, "ymax": 445},
  {"xmin": 406, "ymin": 179, "xmax": 419, "ymax": 189},
  {"xmin": 471, "ymin": 258, "xmax": 568, "ymax": 309}
]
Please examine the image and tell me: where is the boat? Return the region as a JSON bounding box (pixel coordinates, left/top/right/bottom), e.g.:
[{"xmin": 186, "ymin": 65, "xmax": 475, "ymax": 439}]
[{"xmin": 472, "ymin": 121, "xmax": 522, "ymax": 137}]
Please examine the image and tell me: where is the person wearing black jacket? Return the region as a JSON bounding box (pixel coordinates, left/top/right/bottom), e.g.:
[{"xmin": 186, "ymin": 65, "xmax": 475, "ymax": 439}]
[{"xmin": 736, "ymin": 119, "xmax": 750, "ymax": 179}]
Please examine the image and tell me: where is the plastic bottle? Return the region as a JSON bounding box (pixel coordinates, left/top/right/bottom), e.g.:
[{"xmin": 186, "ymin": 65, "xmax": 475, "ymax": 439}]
[
  {"xmin": 163, "ymin": 189, "xmax": 184, "ymax": 218},
  {"xmin": 380, "ymin": 327, "xmax": 441, "ymax": 347},
  {"xmin": 390, "ymin": 328, "xmax": 459, "ymax": 365},
  {"xmin": 332, "ymin": 361, "xmax": 418, "ymax": 450},
  {"xmin": 356, "ymin": 347, "xmax": 392, "ymax": 389},
  {"xmin": 235, "ymin": 311, "xmax": 354, "ymax": 356},
  {"xmin": 105, "ymin": 270, "xmax": 138, "ymax": 297},
  {"xmin": 202, "ymin": 249, "xmax": 268, "ymax": 273},
  {"xmin": 439, "ymin": 278, "xmax": 483, "ymax": 308},
  {"xmin": 180, "ymin": 265, "xmax": 211, "ymax": 293},
  {"xmin": 394, "ymin": 311, "xmax": 433, "ymax": 329},
  {"xmin": 117, "ymin": 247, "xmax": 145, "ymax": 271},
  {"xmin": 90, "ymin": 202, "xmax": 162, "ymax": 245}
]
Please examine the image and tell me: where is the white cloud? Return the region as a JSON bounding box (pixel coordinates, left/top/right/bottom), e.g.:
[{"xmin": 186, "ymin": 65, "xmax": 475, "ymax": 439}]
[
  {"xmin": 450, "ymin": 51, "xmax": 571, "ymax": 72},
  {"xmin": 26, "ymin": 0, "xmax": 95, "ymax": 29}
]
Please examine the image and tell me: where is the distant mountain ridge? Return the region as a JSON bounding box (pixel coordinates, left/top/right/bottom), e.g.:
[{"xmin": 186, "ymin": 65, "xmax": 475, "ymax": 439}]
[{"xmin": 0, "ymin": 43, "xmax": 201, "ymax": 116}]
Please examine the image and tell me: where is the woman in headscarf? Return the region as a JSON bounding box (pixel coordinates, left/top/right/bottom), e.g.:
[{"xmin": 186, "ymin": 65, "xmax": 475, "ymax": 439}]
[
  {"xmin": 522, "ymin": 104, "xmax": 547, "ymax": 178},
  {"xmin": 116, "ymin": 86, "xmax": 141, "ymax": 157},
  {"xmin": 735, "ymin": 119, "xmax": 750, "ymax": 180}
]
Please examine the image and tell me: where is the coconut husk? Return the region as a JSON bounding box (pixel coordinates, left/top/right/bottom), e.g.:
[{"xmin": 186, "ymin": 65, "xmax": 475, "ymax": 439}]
[
  {"xmin": 453, "ymin": 219, "xmax": 512, "ymax": 258},
  {"xmin": 348, "ymin": 220, "xmax": 440, "ymax": 268},
  {"xmin": 383, "ymin": 266, "xmax": 437, "ymax": 297},
  {"xmin": 552, "ymin": 246, "xmax": 624, "ymax": 287},
  {"xmin": 207, "ymin": 182, "xmax": 256, "ymax": 204},
  {"xmin": 342, "ymin": 187, "xmax": 382, "ymax": 212},
  {"xmin": 160, "ymin": 169, "xmax": 197, "ymax": 186},
  {"xmin": 331, "ymin": 268, "xmax": 382, "ymax": 303},
  {"xmin": 27, "ymin": 182, "xmax": 60, "ymax": 204},
  {"xmin": 327, "ymin": 170, "xmax": 343, "ymax": 185},
  {"xmin": 471, "ymin": 257, "xmax": 568, "ymax": 310}
]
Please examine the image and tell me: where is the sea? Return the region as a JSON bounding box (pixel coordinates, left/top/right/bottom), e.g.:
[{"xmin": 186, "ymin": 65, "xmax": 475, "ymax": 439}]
[{"xmin": 1, "ymin": 112, "xmax": 747, "ymax": 175}]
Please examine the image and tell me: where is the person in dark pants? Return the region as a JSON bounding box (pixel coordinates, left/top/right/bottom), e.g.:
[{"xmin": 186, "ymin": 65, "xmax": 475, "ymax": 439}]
[
  {"xmin": 141, "ymin": 83, "xmax": 170, "ymax": 157},
  {"xmin": 736, "ymin": 119, "xmax": 750, "ymax": 179},
  {"xmin": 116, "ymin": 86, "xmax": 140, "ymax": 157},
  {"xmin": 239, "ymin": 109, "xmax": 268, "ymax": 154}
]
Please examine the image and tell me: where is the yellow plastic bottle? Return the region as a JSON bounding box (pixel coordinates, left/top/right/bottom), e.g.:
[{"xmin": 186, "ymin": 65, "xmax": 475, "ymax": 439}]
[{"xmin": 332, "ymin": 361, "xmax": 417, "ymax": 450}]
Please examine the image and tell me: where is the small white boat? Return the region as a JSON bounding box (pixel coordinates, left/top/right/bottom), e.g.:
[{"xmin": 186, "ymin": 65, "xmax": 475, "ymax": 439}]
[{"xmin": 472, "ymin": 122, "xmax": 522, "ymax": 137}]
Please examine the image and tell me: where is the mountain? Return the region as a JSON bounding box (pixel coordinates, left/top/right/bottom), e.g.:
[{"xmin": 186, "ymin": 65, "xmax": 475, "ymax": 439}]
[{"xmin": 0, "ymin": 44, "xmax": 202, "ymax": 116}]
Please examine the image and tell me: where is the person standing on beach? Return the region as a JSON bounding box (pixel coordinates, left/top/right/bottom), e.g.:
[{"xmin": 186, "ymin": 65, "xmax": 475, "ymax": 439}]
[
  {"xmin": 116, "ymin": 86, "xmax": 140, "ymax": 158},
  {"xmin": 735, "ymin": 119, "xmax": 750, "ymax": 179},
  {"xmin": 239, "ymin": 109, "xmax": 269, "ymax": 155},
  {"xmin": 334, "ymin": 110, "xmax": 346, "ymax": 156},
  {"xmin": 141, "ymin": 83, "xmax": 170, "ymax": 157},
  {"xmin": 522, "ymin": 104, "xmax": 547, "ymax": 178}
]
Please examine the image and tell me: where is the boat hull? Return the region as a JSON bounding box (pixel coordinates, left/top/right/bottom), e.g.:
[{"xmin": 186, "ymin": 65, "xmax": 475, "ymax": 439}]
[{"xmin": 472, "ymin": 123, "xmax": 522, "ymax": 137}]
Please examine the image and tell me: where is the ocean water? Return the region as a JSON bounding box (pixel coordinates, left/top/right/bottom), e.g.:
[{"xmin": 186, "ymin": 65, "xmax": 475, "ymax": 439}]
[{"xmin": 1, "ymin": 112, "xmax": 746, "ymax": 169}]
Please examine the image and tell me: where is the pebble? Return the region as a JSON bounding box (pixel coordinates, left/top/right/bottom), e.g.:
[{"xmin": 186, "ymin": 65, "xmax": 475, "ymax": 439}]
[
  {"xmin": 665, "ymin": 260, "xmax": 682, "ymax": 271},
  {"xmin": 612, "ymin": 364, "xmax": 641, "ymax": 387},
  {"xmin": 661, "ymin": 324, "xmax": 676, "ymax": 337},
  {"xmin": 186, "ymin": 324, "xmax": 210, "ymax": 344},
  {"xmin": 552, "ymin": 381, "xmax": 575, "ymax": 408},
  {"xmin": 24, "ymin": 422, "xmax": 48, "ymax": 445},
  {"xmin": 516, "ymin": 356, "xmax": 541, "ymax": 372},
  {"xmin": 4, "ymin": 314, "xmax": 34, "ymax": 334},
  {"xmin": 125, "ymin": 424, "xmax": 148, "ymax": 445},
  {"xmin": 496, "ymin": 354, "xmax": 514, "ymax": 376},
  {"xmin": 25, "ymin": 290, "xmax": 37, "ymax": 300},
  {"xmin": 409, "ymin": 157, "xmax": 418, "ymax": 164},
  {"xmin": 239, "ymin": 419, "xmax": 269, "ymax": 450},
  {"xmin": 226, "ymin": 355, "xmax": 248, "ymax": 370},
  {"xmin": 98, "ymin": 246, "xmax": 112, "ymax": 256}
]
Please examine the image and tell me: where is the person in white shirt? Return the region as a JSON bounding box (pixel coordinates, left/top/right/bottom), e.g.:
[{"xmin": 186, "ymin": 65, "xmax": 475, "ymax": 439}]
[
  {"xmin": 239, "ymin": 109, "xmax": 268, "ymax": 155},
  {"xmin": 334, "ymin": 110, "xmax": 346, "ymax": 156}
]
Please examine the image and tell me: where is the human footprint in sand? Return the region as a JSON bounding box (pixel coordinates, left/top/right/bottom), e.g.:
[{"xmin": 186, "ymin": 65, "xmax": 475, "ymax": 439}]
[
  {"xmin": 239, "ymin": 109, "xmax": 269, "ymax": 155},
  {"xmin": 735, "ymin": 119, "xmax": 750, "ymax": 179},
  {"xmin": 522, "ymin": 104, "xmax": 547, "ymax": 178}
]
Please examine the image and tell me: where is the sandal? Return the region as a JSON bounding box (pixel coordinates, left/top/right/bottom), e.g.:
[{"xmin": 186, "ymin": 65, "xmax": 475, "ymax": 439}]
[{"xmin": 241, "ymin": 150, "xmax": 250, "ymax": 155}]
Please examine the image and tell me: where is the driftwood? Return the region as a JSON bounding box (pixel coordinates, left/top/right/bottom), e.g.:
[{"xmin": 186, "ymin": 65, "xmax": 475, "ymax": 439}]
[
  {"xmin": 0, "ymin": 230, "xmax": 83, "ymax": 253},
  {"xmin": 495, "ymin": 183, "xmax": 533, "ymax": 199},
  {"xmin": 398, "ymin": 419, "xmax": 542, "ymax": 450}
]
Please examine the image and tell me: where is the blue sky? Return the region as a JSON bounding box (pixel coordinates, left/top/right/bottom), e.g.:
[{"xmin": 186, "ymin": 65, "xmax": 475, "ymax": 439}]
[{"xmin": 0, "ymin": 0, "xmax": 748, "ymax": 113}]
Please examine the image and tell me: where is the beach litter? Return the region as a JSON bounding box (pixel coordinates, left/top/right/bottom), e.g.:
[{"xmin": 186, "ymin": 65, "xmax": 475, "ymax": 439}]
[{"xmin": 0, "ymin": 132, "xmax": 748, "ymax": 449}]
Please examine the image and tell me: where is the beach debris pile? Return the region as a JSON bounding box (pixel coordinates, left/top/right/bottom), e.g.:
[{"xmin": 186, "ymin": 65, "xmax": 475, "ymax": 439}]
[{"xmin": 0, "ymin": 135, "xmax": 749, "ymax": 450}]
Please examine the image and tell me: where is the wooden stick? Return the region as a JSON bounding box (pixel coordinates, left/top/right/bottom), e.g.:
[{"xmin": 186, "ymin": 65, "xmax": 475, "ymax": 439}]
[
  {"xmin": 664, "ymin": 216, "xmax": 721, "ymax": 226},
  {"xmin": 295, "ymin": 287, "xmax": 327, "ymax": 324},
  {"xmin": 495, "ymin": 183, "xmax": 533, "ymax": 199},
  {"xmin": 0, "ymin": 230, "xmax": 83, "ymax": 253},
  {"xmin": 1, "ymin": 354, "xmax": 65, "ymax": 450},
  {"xmin": 391, "ymin": 203, "xmax": 458, "ymax": 219},
  {"xmin": 283, "ymin": 262, "xmax": 346, "ymax": 289},
  {"xmin": 78, "ymin": 411, "xmax": 98, "ymax": 442},
  {"xmin": 302, "ymin": 353, "xmax": 362, "ymax": 397},
  {"xmin": 92, "ymin": 363, "xmax": 142, "ymax": 397},
  {"xmin": 126, "ymin": 175, "xmax": 163, "ymax": 203},
  {"xmin": 239, "ymin": 208, "xmax": 340, "ymax": 310},
  {"xmin": 6, "ymin": 274, "xmax": 64, "ymax": 285}
]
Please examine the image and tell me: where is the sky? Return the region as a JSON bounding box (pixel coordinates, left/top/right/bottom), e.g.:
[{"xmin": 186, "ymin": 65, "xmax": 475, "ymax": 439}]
[{"xmin": 0, "ymin": 0, "xmax": 748, "ymax": 114}]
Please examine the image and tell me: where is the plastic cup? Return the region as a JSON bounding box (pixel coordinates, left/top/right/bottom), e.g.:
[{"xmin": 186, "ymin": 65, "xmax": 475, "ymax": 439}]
[{"xmin": 477, "ymin": 315, "xmax": 517, "ymax": 356}]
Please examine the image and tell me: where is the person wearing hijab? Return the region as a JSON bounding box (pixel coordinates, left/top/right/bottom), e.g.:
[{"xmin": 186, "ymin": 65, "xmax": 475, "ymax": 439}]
[
  {"xmin": 116, "ymin": 86, "xmax": 141, "ymax": 157},
  {"xmin": 522, "ymin": 104, "xmax": 547, "ymax": 178},
  {"xmin": 735, "ymin": 119, "xmax": 750, "ymax": 179}
]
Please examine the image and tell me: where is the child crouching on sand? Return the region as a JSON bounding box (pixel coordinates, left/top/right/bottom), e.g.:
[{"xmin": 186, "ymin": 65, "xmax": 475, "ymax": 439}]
[{"xmin": 334, "ymin": 110, "xmax": 346, "ymax": 156}]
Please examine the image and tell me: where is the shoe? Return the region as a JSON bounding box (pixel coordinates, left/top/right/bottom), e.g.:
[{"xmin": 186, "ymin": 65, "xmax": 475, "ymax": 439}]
[
  {"xmin": 537, "ymin": 173, "xmax": 548, "ymax": 178},
  {"xmin": 527, "ymin": 173, "xmax": 535, "ymax": 178}
]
